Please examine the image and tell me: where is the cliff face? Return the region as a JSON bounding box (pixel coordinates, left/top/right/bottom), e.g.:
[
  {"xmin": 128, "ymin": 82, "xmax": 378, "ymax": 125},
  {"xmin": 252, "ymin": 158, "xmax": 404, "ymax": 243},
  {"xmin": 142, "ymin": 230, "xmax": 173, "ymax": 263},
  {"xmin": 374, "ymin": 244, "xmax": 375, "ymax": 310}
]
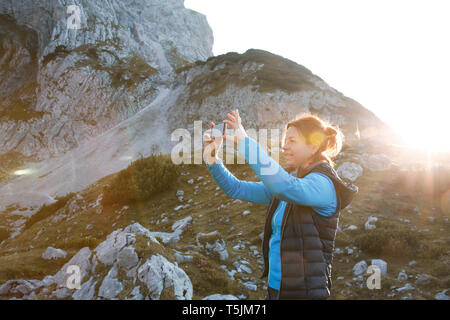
[{"xmin": 0, "ymin": 0, "xmax": 213, "ymax": 160}]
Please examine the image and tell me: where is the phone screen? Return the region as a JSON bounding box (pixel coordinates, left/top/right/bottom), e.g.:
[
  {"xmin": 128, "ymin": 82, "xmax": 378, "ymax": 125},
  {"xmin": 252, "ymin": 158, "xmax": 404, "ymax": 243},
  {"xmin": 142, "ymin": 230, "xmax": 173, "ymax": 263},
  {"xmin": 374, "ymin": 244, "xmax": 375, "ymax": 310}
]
[{"xmin": 211, "ymin": 122, "xmax": 225, "ymax": 139}]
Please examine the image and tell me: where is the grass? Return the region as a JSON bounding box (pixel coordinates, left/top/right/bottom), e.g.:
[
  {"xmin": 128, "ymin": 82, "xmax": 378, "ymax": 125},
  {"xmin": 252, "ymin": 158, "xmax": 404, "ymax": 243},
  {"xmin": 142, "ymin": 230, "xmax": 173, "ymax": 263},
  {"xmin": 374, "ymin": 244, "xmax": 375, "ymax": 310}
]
[
  {"xmin": 0, "ymin": 228, "xmax": 10, "ymax": 242},
  {"xmin": 354, "ymin": 220, "xmax": 423, "ymax": 258},
  {"xmin": 53, "ymin": 237, "xmax": 102, "ymax": 251},
  {"xmin": 23, "ymin": 192, "xmax": 76, "ymax": 231}
]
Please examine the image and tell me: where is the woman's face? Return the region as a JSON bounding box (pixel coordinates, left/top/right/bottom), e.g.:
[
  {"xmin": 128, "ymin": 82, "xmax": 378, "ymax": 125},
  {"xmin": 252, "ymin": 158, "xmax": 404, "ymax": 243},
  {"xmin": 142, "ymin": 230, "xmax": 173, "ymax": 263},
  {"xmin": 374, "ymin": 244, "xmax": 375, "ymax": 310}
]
[{"xmin": 282, "ymin": 126, "xmax": 319, "ymax": 168}]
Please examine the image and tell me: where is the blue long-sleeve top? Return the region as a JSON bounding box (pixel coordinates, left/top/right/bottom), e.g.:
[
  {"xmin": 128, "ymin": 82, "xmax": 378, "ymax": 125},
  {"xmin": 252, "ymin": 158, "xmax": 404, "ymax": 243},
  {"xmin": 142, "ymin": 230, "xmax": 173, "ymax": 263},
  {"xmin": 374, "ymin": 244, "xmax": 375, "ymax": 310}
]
[{"xmin": 205, "ymin": 136, "xmax": 337, "ymax": 290}]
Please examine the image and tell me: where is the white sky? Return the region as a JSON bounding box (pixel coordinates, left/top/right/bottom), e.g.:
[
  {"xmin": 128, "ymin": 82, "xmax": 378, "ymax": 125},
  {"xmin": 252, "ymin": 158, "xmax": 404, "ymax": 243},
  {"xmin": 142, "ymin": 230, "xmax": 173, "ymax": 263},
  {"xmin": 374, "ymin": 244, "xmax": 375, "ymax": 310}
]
[{"xmin": 185, "ymin": 0, "xmax": 450, "ymax": 153}]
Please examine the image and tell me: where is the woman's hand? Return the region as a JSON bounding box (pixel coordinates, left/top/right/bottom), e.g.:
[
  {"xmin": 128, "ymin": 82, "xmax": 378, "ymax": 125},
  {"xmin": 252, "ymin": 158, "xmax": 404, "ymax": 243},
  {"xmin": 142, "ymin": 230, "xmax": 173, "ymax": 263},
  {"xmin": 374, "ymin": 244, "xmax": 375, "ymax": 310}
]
[
  {"xmin": 203, "ymin": 121, "xmax": 223, "ymax": 165},
  {"xmin": 223, "ymin": 109, "xmax": 248, "ymax": 147}
]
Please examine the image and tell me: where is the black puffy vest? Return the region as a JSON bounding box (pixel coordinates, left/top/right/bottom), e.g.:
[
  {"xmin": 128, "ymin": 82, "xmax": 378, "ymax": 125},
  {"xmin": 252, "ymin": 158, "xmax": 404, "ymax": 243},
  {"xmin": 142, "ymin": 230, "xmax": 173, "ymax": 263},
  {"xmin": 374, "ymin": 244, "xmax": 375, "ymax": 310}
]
[{"xmin": 259, "ymin": 161, "xmax": 359, "ymax": 299}]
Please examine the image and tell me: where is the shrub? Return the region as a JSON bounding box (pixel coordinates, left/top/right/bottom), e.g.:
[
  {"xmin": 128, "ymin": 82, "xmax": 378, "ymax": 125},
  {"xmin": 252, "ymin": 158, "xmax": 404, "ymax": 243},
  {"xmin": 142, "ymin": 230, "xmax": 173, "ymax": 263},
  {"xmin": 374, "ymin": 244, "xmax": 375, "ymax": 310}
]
[
  {"xmin": 102, "ymin": 153, "xmax": 181, "ymax": 206},
  {"xmin": 24, "ymin": 192, "xmax": 76, "ymax": 230}
]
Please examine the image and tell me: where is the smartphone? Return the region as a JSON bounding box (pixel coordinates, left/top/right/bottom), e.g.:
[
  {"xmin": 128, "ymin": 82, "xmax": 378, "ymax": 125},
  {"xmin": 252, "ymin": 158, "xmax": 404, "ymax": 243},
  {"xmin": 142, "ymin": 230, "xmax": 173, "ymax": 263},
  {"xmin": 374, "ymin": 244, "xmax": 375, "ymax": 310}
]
[{"xmin": 211, "ymin": 122, "xmax": 226, "ymax": 139}]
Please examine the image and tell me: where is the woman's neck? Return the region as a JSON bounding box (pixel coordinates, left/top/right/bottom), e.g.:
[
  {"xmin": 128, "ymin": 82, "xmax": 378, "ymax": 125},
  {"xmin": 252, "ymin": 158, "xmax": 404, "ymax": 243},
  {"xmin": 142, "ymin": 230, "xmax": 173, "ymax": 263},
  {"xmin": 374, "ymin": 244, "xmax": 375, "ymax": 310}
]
[{"xmin": 296, "ymin": 158, "xmax": 327, "ymax": 177}]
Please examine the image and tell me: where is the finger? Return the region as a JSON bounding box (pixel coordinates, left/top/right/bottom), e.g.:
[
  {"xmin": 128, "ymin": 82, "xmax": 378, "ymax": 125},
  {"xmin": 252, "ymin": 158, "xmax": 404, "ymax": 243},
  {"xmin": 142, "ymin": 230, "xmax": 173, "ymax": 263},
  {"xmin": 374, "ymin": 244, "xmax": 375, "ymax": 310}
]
[
  {"xmin": 227, "ymin": 113, "xmax": 236, "ymax": 122},
  {"xmin": 223, "ymin": 119, "xmax": 235, "ymax": 128}
]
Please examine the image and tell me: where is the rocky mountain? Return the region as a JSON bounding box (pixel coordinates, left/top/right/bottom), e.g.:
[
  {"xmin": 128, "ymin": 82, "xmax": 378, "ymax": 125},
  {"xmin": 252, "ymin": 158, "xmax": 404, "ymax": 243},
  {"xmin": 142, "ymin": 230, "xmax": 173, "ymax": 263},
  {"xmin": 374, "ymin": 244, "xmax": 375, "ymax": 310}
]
[
  {"xmin": 0, "ymin": 0, "xmax": 213, "ymax": 161},
  {"xmin": 0, "ymin": 0, "xmax": 448, "ymax": 300}
]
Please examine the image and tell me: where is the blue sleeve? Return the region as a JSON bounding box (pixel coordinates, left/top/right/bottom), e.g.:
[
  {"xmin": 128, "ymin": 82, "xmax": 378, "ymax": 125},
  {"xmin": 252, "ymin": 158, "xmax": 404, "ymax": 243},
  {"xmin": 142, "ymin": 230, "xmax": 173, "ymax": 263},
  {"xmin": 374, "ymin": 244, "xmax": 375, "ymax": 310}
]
[
  {"xmin": 237, "ymin": 136, "xmax": 337, "ymax": 215},
  {"xmin": 205, "ymin": 158, "xmax": 272, "ymax": 205}
]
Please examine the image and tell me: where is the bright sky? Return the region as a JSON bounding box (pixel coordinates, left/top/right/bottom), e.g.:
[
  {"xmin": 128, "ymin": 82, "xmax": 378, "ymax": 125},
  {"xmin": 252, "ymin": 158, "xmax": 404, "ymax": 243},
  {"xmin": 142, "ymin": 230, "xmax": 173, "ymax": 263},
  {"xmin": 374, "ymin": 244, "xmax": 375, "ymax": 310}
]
[{"xmin": 185, "ymin": 0, "xmax": 450, "ymax": 153}]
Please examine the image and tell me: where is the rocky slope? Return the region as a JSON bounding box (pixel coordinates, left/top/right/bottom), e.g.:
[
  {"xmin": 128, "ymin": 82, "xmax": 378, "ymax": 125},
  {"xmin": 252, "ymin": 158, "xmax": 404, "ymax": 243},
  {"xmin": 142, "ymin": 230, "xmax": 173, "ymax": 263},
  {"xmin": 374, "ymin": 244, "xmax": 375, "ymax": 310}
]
[
  {"xmin": 0, "ymin": 144, "xmax": 448, "ymax": 300},
  {"xmin": 0, "ymin": 0, "xmax": 448, "ymax": 300}
]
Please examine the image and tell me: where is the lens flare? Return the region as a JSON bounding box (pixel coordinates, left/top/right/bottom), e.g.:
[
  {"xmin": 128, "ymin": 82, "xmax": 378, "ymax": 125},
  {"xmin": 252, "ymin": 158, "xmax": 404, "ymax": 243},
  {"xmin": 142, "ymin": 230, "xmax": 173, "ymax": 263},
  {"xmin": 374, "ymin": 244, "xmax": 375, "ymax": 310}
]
[
  {"xmin": 13, "ymin": 168, "xmax": 33, "ymax": 175},
  {"xmin": 309, "ymin": 130, "xmax": 326, "ymax": 146},
  {"xmin": 441, "ymin": 189, "xmax": 450, "ymax": 216}
]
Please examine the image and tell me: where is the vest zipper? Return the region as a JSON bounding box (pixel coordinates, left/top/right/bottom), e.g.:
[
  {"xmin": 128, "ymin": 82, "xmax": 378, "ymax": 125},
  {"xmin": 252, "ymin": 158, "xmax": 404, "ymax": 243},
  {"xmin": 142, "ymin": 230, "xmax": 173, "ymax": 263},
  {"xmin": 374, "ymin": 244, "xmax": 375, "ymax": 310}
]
[{"xmin": 277, "ymin": 202, "xmax": 290, "ymax": 300}]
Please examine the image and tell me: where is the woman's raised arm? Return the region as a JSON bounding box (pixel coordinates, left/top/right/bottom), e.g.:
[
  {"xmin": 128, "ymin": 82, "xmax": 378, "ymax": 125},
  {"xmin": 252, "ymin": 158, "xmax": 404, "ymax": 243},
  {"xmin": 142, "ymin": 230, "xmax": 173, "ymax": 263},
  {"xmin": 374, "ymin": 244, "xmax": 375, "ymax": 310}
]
[
  {"xmin": 205, "ymin": 158, "xmax": 272, "ymax": 205},
  {"xmin": 237, "ymin": 136, "xmax": 336, "ymax": 208}
]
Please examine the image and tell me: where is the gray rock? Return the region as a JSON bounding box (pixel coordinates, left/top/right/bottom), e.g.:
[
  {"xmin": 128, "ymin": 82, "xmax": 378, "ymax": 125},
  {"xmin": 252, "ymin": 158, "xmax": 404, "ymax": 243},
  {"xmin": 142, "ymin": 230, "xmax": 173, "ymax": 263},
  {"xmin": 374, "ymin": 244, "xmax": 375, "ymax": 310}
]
[
  {"xmin": 242, "ymin": 282, "xmax": 257, "ymax": 291},
  {"xmin": 42, "ymin": 247, "xmax": 67, "ymax": 260},
  {"xmin": 397, "ymin": 270, "xmax": 408, "ymax": 281},
  {"xmin": 337, "ymin": 162, "xmax": 363, "ymax": 182},
  {"xmin": 371, "ymin": 259, "xmax": 387, "ymax": 275},
  {"xmin": 415, "ymin": 274, "xmax": 431, "ymax": 286},
  {"xmin": 174, "ymin": 250, "xmax": 194, "ymax": 263},
  {"xmin": 435, "ymin": 289, "xmax": 449, "ymax": 300},
  {"xmin": 205, "ymin": 239, "xmax": 229, "ymax": 261},
  {"xmin": 117, "ymin": 246, "xmax": 139, "ymax": 270},
  {"xmin": 54, "ymin": 287, "xmax": 73, "ymax": 299},
  {"xmin": 352, "ymin": 260, "xmax": 368, "ymax": 275},
  {"xmin": 344, "ymin": 225, "xmax": 358, "ymax": 231},
  {"xmin": 365, "ymin": 216, "xmax": 378, "ymax": 230},
  {"xmin": 202, "ymin": 294, "xmax": 239, "ymax": 300},
  {"xmin": 98, "ymin": 265, "xmax": 123, "ymax": 299},
  {"xmin": 72, "ymin": 277, "xmax": 97, "ymax": 300},
  {"xmin": 137, "ymin": 254, "xmax": 192, "ymax": 300},
  {"xmin": 126, "ymin": 286, "xmax": 144, "ymax": 300},
  {"xmin": 53, "ymin": 247, "xmax": 93, "ymax": 288},
  {"xmin": 94, "ymin": 229, "xmax": 132, "ymax": 266},
  {"xmin": 396, "ymin": 283, "xmax": 415, "ymax": 292},
  {"xmin": 150, "ymin": 216, "xmax": 192, "ymax": 244},
  {"xmin": 359, "ymin": 153, "xmax": 392, "ymax": 171}
]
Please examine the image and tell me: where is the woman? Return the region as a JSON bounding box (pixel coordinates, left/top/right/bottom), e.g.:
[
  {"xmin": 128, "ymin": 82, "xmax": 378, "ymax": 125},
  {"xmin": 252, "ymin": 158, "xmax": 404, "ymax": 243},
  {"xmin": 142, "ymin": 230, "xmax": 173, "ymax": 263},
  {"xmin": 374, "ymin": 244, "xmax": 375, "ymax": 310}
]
[{"xmin": 203, "ymin": 109, "xmax": 358, "ymax": 300}]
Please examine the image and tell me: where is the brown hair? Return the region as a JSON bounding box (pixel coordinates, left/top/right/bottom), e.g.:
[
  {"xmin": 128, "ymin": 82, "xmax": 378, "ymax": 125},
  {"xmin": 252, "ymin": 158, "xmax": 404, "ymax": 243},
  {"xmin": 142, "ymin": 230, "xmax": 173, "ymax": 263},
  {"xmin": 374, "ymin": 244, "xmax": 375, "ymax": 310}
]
[{"xmin": 281, "ymin": 113, "xmax": 344, "ymax": 177}]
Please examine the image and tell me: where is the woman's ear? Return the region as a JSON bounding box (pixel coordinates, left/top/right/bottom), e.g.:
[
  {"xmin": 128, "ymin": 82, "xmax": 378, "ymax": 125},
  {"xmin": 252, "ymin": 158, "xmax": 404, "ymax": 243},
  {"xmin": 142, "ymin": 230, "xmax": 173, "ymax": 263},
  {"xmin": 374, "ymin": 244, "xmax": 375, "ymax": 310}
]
[{"xmin": 310, "ymin": 145, "xmax": 319, "ymax": 155}]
